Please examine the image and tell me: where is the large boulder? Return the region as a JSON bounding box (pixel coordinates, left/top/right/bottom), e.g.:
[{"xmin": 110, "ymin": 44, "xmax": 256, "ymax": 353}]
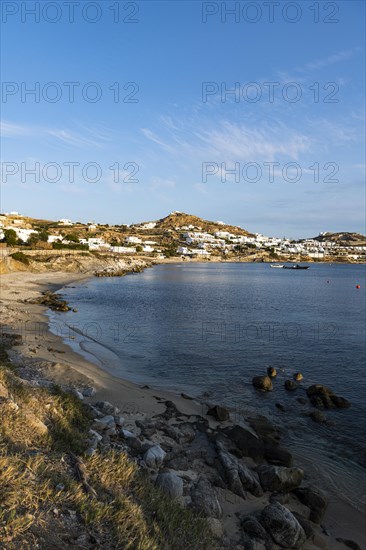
[
  {"xmin": 291, "ymin": 512, "xmax": 314, "ymax": 539},
  {"xmin": 222, "ymin": 425, "xmax": 264, "ymax": 461},
  {"xmin": 257, "ymin": 465, "xmax": 304, "ymax": 492},
  {"xmin": 143, "ymin": 445, "xmax": 166, "ymax": 469},
  {"xmin": 207, "ymin": 405, "xmax": 230, "ymax": 422},
  {"xmin": 218, "ymin": 446, "xmax": 263, "ymax": 498},
  {"xmin": 241, "ymin": 515, "xmax": 272, "ymax": 546},
  {"xmin": 248, "ymin": 416, "xmax": 282, "ymax": 443},
  {"xmin": 260, "ymin": 502, "xmax": 306, "ymax": 548},
  {"xmin": 155, "ymin": 472, "xmax": 183, "ymax": 499},
  {"xmin": 252, "ymin": 376, "xmax": 273, "ymax": 392},
  {"xmin": 294, "ymin": 486, "xmax": 328, "ymax": 523},
  {"xmin": 190, "ymin": 476, "xmax": 222, "ymax": 518},
  {"xmin": 264, "ymin": 443, "xmax": 293, "ymax": 467},
  {"xmin": 306, "ymin": 385, "xmax": 351, "ymax": 409}
]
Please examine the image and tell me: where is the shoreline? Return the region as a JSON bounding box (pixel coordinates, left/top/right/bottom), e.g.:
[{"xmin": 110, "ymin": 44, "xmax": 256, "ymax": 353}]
[{"xmin": 0, "ymin": 269, "xmax": 365, "ymax": 548}]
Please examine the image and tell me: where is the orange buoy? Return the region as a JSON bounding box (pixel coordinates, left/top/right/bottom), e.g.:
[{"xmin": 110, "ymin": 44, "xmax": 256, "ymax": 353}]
[{"xmin": 356, "ymin": 285, "xmax": 360, "ymax": 289}]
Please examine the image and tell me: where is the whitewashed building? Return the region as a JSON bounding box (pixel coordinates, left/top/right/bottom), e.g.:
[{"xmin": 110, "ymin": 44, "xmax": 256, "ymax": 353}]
[{"xmin": 125, "ymin": 236, "xmax": 142, "ymax": 244}]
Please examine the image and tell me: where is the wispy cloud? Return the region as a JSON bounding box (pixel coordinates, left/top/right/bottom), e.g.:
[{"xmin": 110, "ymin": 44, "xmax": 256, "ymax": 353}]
[
  {"xmin": 47, "ymin": 127, "xmax": 110, "ymax": 149},
  {"xmin": 141, "ymin": 117, "xmax": 311, "ymax": 165},
  {"xmin": 0, "ymin": 120, "xmax": 30, "ymax": 137},
  {"xmin": 1, "ymin": 119, "xmax": 112, "ymax": 149},
  {"xmin": 296, "ymin": 48, "xmax": 361, "ymax": 73}
]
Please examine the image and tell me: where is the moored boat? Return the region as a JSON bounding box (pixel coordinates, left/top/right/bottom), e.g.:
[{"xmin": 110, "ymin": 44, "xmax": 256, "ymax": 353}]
[{"xmin": 283, "ymin": 264, "xmax": 309, "ymax": 270}]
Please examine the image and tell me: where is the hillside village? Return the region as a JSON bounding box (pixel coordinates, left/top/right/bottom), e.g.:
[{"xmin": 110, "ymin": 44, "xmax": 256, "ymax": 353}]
[{"xmin": 1, "ymin": 211, "xmax": 365, "ymax": 263}]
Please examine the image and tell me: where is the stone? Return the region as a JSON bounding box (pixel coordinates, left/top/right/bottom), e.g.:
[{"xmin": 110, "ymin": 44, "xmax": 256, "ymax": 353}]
[
  {"xmin": 248, "ymin": 415, "xmax": 282, "ymax": 443},
  {"xmin": 294, "ymin": 373, "xmax": 303, "ymax": 381},
  {"xmin": 93, "ymin": 415, "xmax": 116, "ymax": 431},
  {"xmin": 330, "ymin": 395, "xmax": 351, "ymax": 409},
  {"xmin": 207, "ymin": 405, "xmax": 230, "ymax": 422},
  {"xmin": 264, "ymin": 443, "xmax": 293, "ymax": 467},
  {"xmin": 84, "ymin": 404, "xmax": 102, "ymax": 419},
  {"xmin": 252, "ymin": 375, "xmax": 273, "ymax": 392},
  {"xmin": 335, "ymin": 538, "xmax": 362, "ymax": 550},
  {"xmin": 237, "ymin": 462, "xmax": 263, "ymax": 497},
  {"xmin": 144, "ymin": 445, "xmax": 166, "ymax": 469},
  {"xmin": 121, "ymin": 429, "xmax": 134, "ymax": 438},
  {"xmin": 72, "ymin": 389, "xmax": 84, "ymax": 400},
  {"xmin": 88, "ymin": 429, "xmax": 103, "ymax": 445},
  {"xmin": 95, "ymin": 400, "xmax": 120, "ymax": 415},
  {"xmin": 257, "ymin": 465, "xmax": 304, "ymax": 492},
  {"xmin": 125, "ymin": 436, "xmax": 142, "ymax": 452},
  {"xmin": 181, "ymin": 393, "xmax": 193, "ymax": 400},
  {"xmin": 156, "ymin": 400, "xmax": 181, "ymax": 420},
  {"xmin": 114, "ymin": 415, "xmax": 125, "ymax": 427},
  {"xmin": 292, "ymin": 512, "xmax": 314, "ymax": 539},
  {"xmin": 218, "ymin": 446, "xmax": 263, "ymax": 498},
  {"xmin": 83, "ymin": 387, "xmax": 96, "ymax": 397},
  {"xmin": 136, "ymin": 419, "xmax": 157, "ymax": 438},
  {"xmin": 155, "ymin": 472, "xmax": 183, "ymax": 499},
  {"xmin": 294, "ymin": 486, "xmax": 328, "ymax": 523},
  {"xmin": 241, "ymin": 515, "xmax": 271, "ymax": 545},
  {"xmin": 85, "ymin": 446, "xmax": 97, "ymax": 457},
  {"xmin": 178, "ymin": 423, "xmax": 196, "ymax": 443},
  {"xmin": 306, "ymin": 385, "xmax": 351, "ymax": 409},
  {"xmin": 267, "ymin": 367, "xmax": 277, "ymax": 378},
  {"xmin": 285, "ymin": 380, "xmax": 298, "ymax": 391},
  {"xmin": 190, "ymin": 476, "xmax": 222, "ymax": 518},
  {"xmin": 260, "ymin": 502, "xmax": 306, "ymax": 548},
  {"xmin": 310, "ymin": 410, "xmax": 327, "ymax": 424},
  {"xmin": 163, "ymin": 425, "xmax": 182, "ymax": 442},
  {"xmin": 223, "ymin": 425, "xmax": 264, "ymax": 461}
]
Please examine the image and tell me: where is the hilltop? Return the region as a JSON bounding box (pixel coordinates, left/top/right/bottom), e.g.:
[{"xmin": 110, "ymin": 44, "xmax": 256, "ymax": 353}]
[
  {"xmin": 149, "ymin": 211, "xmax": 252, "ymax": 236},
  {"xmin": 312, "ymin": 232, "xmax": 366, "ymax": 246}
]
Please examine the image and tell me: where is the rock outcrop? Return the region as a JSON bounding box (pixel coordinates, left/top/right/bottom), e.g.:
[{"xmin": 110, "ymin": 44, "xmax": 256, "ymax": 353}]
[
  {"xmin": 260, "ymin": 502, "xmax": 307, "ymax": 548},
  {"xmin": 257, "ymin": 465, "xmax": 304, "ymax": 492}
]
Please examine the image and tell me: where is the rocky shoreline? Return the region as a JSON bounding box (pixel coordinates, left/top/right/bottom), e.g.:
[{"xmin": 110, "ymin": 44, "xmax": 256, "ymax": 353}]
[{"xmin": 0, "ymin": 271, "xmax": 365, "ymax": 549}]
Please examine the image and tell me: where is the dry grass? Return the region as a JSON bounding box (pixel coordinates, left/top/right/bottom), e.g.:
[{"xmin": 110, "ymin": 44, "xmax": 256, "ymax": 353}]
[{"xmin": 0, "ymin": 341, "xmax": 213, "ymax": 549}]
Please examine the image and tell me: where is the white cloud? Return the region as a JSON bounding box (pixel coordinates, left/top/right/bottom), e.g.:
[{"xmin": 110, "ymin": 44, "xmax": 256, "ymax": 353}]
[
  {"xmin": 298, "ymin": 49, "xmax": 360, "ymax": 73},
  {"xmin": 1, "ymin": 119, "xmax": 112, "ymax": 149},
  {"xmin": 0, "ymin": 120, "xmax": 29, "ymax": 137},
  {"xmin": 141, "ymin": 117, "xmax": 311, "ymax": 166}
]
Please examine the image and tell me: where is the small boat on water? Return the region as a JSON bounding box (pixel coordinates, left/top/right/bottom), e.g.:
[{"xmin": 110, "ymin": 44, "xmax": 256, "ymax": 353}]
[
  {"xmin": 283, "ymin": 264, "xmax": 309, "ymax": 270},
  {"xmin": 270, "ymin": 264, "xmax": 284, "ymax": 268}
]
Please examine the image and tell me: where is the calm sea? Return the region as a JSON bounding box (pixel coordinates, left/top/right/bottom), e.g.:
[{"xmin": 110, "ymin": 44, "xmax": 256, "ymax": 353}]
[{"xmin": 49, "ymin": 263, "xmax": 366, "ymax": 510}]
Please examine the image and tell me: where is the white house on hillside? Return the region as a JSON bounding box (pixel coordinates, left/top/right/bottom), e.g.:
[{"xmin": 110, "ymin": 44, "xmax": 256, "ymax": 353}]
[{"xmin": 125, "ymin": 236, "xmax": 142, "ymax": 244}]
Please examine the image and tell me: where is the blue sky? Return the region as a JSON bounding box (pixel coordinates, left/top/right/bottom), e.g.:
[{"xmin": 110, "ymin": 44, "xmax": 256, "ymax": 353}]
[{"xmin": 1, "ymin": 0, "xmax": 365, "ymax": 237}]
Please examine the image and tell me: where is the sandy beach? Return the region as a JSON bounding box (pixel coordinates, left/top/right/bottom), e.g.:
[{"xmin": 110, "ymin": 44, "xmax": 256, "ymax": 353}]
[{"xmin": 0, "ymin": 270, "xmax": 365, "ymax": 549}]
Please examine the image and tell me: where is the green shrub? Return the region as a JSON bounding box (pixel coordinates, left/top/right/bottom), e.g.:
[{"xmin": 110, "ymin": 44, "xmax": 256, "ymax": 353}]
[{"xmin": 10, "ymin": 252, "xmax": 30, "ymax": 265}]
